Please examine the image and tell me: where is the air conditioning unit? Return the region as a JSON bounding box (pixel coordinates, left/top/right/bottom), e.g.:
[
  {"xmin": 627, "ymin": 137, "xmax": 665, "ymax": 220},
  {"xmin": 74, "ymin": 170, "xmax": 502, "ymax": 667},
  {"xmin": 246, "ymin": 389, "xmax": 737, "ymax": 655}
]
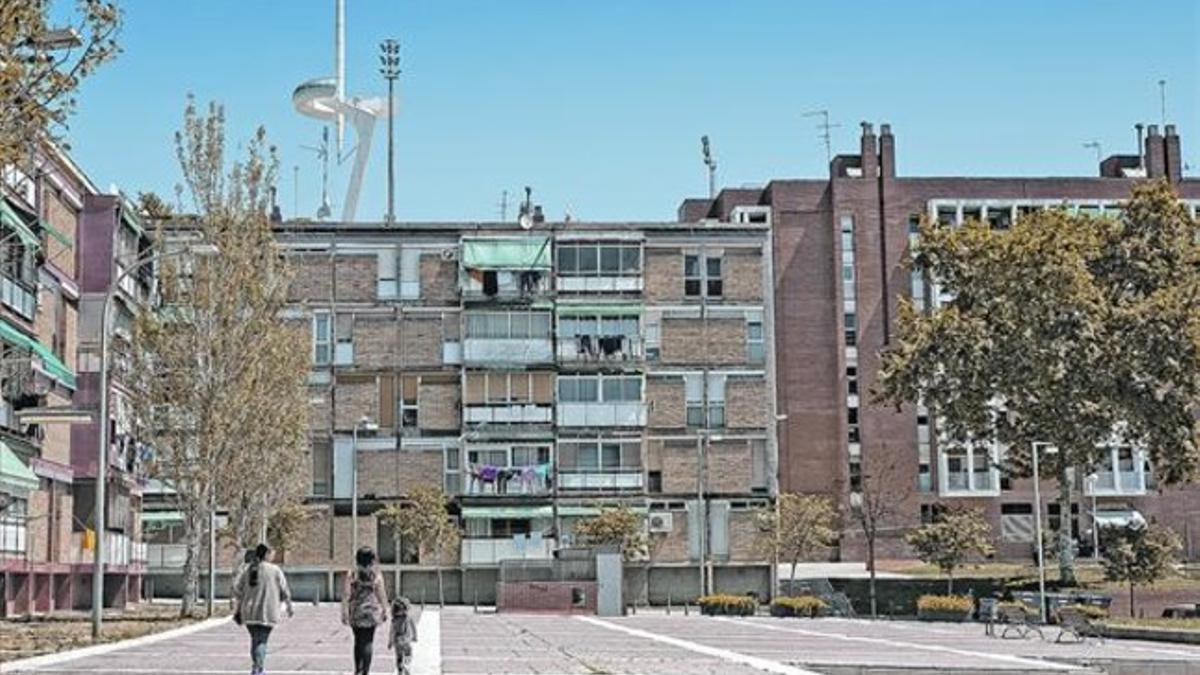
[
  {"xmin": 648, "ymin": 512, "xmax": 674, "ymax": 533},
  {"xmin": 440, "ymin": 247, "xmax": 457, "ymax": 261}
]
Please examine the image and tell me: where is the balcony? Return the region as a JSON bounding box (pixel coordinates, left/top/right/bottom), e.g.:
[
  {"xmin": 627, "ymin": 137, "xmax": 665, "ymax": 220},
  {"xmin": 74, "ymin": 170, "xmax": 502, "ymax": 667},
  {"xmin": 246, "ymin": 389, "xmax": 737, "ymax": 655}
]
[
  {"xmin": 1085, "ymin": 470, "xmax": 1147, "ymax": 496},
  {"xmin": 463, "ymin": 338, "xmax": 554, "ymax": 366},
  {"xmin": 558, "ymin": 469, "xmax": 644, "ymax": 492},
  {"xmin": 461, "ymin": 536, "xmax": 555, "ymax": 566},
  {"xmin": 463, "ymin": 403, "xmax": 553, "ymax": 426},
  {"xmin": 1, "ymin": 276, "xmax": 35, "ymax": 320},
  {"xmin": 463, "ymin": 466, "xmax": 551, "ymax": 496},
  {"xmin": 557, "ymin": 402, "xmax": 646, "ymax": 428},
  {"xmin": 461, "ymin": 270, "xmax": 551, "ymax": 302},
  {"xmin": 557, "ymin": 335, "xmax": 644, "ymax": 365}
]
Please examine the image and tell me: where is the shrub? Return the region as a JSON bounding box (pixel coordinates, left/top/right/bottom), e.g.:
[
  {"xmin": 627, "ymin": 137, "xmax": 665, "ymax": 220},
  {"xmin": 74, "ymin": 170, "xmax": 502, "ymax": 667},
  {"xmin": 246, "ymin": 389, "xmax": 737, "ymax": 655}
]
[
  {"xmin": 1060, "ymin": 604, "xmax": 1108, "ymax": 621},
  {"xmin": 771, "ymin": 596, "xmax": 828, "ymax": 618},
  {"xmin": 697, "ymin": 594, "xmax": 758, "ymax": 616},
  {"xmin": 916, "ymin": 594, "xmax": 974, "ymax": 614}
]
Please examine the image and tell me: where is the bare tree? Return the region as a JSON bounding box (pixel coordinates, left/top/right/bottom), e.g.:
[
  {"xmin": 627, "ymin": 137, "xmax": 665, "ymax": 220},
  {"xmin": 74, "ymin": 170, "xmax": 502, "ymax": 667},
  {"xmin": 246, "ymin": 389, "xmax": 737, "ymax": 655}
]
[
  {"xmin": 755, "ymin": 494, "xmax": 836, "ymax": 589},
  {"xmin": 851, "ymin": 453, "xmax": 910, "ymax": 617},
  {"xmin": 132, "ymin": 98, "xmax": 307, "ymax": 616}
]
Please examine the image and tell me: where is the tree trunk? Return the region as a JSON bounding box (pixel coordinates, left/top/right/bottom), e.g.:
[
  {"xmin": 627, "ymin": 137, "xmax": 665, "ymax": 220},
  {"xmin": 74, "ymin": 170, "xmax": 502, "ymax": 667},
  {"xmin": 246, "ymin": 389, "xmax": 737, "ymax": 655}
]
[
  {"xmin": 1056, "ymin": 462, "xmax": 1077, "ymax": 587},
  {"xmin": 867, "ymin": 535, "xmax": 878, "ymax": 618},
  {"xmin": 790, "ymin": 557, "xmax": 798, "ymax": 591},
  {"xmin": 180, "ymin": 508, "xmax": 203, "ymax": 618},
  {"xmin": 947, "ymin": 570, "xmax": 954, "ymax": 595},
  {"xmin": 1129, "ymin": 583, "xmax": 1136, "ymax": 618}
]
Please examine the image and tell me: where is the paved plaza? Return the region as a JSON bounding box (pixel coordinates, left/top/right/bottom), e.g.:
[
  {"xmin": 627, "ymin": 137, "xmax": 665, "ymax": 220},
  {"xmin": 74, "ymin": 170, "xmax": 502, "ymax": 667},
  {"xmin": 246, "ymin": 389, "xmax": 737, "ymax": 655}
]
[{"xmin": 6, "ymin": 605, "xmax": 1200, "ymax": 674}]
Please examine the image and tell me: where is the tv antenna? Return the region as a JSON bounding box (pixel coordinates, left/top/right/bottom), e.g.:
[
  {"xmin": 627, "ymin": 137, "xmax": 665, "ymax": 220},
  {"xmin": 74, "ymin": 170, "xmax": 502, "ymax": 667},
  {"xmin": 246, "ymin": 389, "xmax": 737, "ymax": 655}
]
[
  {"xmin": 518, "ymin": 186, "xmax": 533, "ymax": 230},
  {"xmin": 803, "ymin": 109, "xmax": 841, "ymax": 165},
  {"xmin": 1158, "ymin": 79, "xmax": 1167, "ymax": 126},
  {"xmin": 1083, "ymin": 140, "xmax": 1102, "ymax": 165},
  {"xmin": 292, "ymin": 164, "xmax": 299, "ymax": 218},
  {"xmin": 497, "ymin": 189, "xmax": 509, "ymax": 222},
  {"xmin": 701, "ymin": 135, "xmax": 717, "ymax": 198},
  {"xmin": 301, "ymin": 127, "xmax": 333, "ymax": 219}
]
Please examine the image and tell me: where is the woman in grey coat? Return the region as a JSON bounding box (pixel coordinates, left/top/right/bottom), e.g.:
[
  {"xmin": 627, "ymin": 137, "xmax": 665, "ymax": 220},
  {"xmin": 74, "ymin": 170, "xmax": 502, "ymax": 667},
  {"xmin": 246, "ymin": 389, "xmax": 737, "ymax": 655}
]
[{"xmin": 233, "ymin": 543, "xmax": 294, "ymax": 675}]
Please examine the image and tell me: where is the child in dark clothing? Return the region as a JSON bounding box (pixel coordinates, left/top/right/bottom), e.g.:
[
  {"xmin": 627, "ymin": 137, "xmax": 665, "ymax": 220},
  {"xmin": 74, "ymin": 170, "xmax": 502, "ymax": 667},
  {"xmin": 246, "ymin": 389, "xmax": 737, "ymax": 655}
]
[{"xmin": 386, "ymin": 597, "xmax": 418, "ymax": 675}]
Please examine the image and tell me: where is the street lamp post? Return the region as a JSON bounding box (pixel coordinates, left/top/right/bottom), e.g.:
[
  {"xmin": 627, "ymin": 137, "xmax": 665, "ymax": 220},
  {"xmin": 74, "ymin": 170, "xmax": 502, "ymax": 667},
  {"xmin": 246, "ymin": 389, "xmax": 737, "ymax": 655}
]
[
  {"xmin": 1086, "ymin": 473, "xmax": 1100, "ymax": 561},
  {"xmin": 351, "ymin": 416, "xmax": 377, "ymax": 555},
  {"xmin": 1030, "ymin": 441, "xmax": 1057, "ymax": 624},
  {"xmin": 378, "ymin": 39, "xmax": 400, "ymax": 225},
  {"xmin": 92, "ymin": 242, "xmax": 212, "ymax": 639}
]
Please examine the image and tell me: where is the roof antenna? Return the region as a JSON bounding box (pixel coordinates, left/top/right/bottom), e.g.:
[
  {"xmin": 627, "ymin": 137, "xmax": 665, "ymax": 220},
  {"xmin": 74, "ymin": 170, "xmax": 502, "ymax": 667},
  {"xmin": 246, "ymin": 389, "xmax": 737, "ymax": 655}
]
[
  {"xmin": 1082, "ymin": 140, "xmax": 1102, "ymax": 166},
  {"xmin": 497, "ymin": 189, "xmax": 509, "ymax": 222},
  {"xmin": 701, "ymin": 135, "xmax": 717, "ymax": 199},
  {"xmin": 803, "ymin": 109, "xmax": 840, "ymax": 166},
  {"xmin": 1157, "ymin": 79, "xmax": 1167, "ymax": 127},
  {"xmin": 301, "ymin": 127, "xmax": 333, "ymax": 219},
  {"xmin": 518, "ymin": 186, "xmax": 533, "ymax": 230}
]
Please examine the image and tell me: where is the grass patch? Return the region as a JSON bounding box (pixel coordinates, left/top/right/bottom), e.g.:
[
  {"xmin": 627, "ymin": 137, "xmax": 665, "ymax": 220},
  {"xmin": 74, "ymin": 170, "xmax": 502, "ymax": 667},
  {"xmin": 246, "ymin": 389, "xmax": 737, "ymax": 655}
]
[
  {"xmin": 0, "ymin": 604, "xmax": 229, "ymax": 663},
  {"xmin": 1104, "ymin": 617, "xmax": 1200, "ymax": 632}
]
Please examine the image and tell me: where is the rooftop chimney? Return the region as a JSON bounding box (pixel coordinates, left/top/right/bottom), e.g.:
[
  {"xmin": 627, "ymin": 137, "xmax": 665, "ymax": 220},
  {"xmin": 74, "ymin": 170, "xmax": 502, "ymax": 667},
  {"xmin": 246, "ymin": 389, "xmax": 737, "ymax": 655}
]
[
  {"xmin": 859, "ymin": 122, "xmax": 878, "ymax": 179},
  {"xmin": 878, "ymin": 123, "xmax": 895, "ymax": 178},
  {"xmin": 1164, "ymin": 124, "xmax": 1182, "ymax": 183},
  {"xmin": 1145, "ymin": 124, "xmax": 1166, "ymax": 179}
]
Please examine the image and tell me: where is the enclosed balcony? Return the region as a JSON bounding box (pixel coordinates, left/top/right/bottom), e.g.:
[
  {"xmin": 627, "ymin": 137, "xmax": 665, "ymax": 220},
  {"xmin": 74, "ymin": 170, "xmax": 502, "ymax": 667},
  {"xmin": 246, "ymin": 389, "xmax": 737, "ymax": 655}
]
[
  {"xmin": 1084, "ymin": 446, "xmax": 1148, "ymax": 496},
  {"xmin": 556, "ymin": 375, "xmax": 646, "ymax": 428},
  {"xmin": 555, "ymin": 241, "xmax": 643, "ymax": 293},
  {"xmin": 463, "ymin": 311, "xmax": 553, "ymax": 366},
  {"xmin": 463, "ymin": 372, "xmax": 554, "ymax": 428},
  {"xmin": 462, "ymin": 445, "xmax": 552, "ymax": 496},
  {"xmin": 460, "ymin": 237, "xmax": 552, "ymax": 302},
  {"xmin": 557, "ymin": 439, "xmax": 644, "ymax": 492},
  {"xmin": 556, "ymin": 308, "xmax": 643, "ymax": 365}
]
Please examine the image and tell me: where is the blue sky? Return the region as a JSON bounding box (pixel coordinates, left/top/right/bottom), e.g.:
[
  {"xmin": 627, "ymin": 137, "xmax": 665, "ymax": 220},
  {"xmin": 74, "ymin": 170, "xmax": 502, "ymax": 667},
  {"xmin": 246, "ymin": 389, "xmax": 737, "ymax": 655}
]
[{"xmin": 65, "ymin": 1, "xmax": 1198, "ymax": 222}]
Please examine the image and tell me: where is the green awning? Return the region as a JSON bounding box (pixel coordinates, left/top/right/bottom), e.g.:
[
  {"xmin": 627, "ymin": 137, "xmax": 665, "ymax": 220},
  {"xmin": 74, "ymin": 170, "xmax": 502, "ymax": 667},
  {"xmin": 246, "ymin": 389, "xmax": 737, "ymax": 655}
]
[
  {"xmin": 0, "ymin": 441, "xmax": 39, "ymax": 494},
  {"xmin": 556, "ymin": 304, "xmax": 643, "ymax": 317},
  {"xmin": 462, "ymin": 505, "xmax": 553, "ymax": 520},
  {"xmin": 461, "ymin": 238, "xmax": 551, "ymax": 270},
  {"xmin": 141, "ymin": 510, "xmax": 184, "ymax": 524},
  {"xmin": 0, "ymin": 198, "xmax": 42, "ymax": 250},
  {"xmin": 0, "ymin": 317, "xmax": 76, "ymax": 389}
]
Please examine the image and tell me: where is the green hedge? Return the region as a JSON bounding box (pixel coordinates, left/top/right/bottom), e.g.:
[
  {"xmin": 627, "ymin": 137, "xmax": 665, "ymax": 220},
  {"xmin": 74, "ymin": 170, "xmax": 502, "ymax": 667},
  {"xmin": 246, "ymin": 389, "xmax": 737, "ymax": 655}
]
[
  {"xmin": 771, "ymin": 596, "xmax": 828, "ymax": 618},
  {"xmin": 698, "ymin": 594, "xmax": 758, "ymax": 616}
]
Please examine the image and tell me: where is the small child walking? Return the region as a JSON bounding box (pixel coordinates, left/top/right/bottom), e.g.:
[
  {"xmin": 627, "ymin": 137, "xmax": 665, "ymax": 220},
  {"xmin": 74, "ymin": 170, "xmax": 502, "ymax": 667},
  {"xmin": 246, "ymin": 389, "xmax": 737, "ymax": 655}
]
[{"xmin": 387, "ymin": 597, "xmax": 418, "ymax": 675}]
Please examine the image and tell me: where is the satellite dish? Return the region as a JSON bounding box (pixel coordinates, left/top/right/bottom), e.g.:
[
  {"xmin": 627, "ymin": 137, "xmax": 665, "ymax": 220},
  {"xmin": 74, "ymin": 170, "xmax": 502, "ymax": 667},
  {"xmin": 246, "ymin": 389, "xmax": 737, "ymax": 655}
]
[{"xmin": 518, "ymin": 213, "xmax": 533, "ymax": 230}]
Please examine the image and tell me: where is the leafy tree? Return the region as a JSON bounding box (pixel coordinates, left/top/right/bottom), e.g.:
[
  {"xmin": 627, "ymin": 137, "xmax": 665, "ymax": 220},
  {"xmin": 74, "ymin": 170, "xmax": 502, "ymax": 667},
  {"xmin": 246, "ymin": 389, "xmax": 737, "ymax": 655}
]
[
  {"xmin": 378, "ymin": 484, "xmax": 460, "ymax": 606},
  {"xmin": 755, "ymin": 493, "xmax": 837, "ymax": 588},
  {"xmin": 574, "ymin": 506, "xmax": 649, "ymax": 561},
  {"xmin": 879, "ymin": 182, "xmax": 1200, "ymax": 586},
  {"xmin": 904, "ymin": 507, "xmax": 994, "ymax": 593},
  {"xmin": 131, "ymin": 98, "xmax": 307, "ymax": 617},
  {"xmin": 0, "ymin": 1, "xmax": 120, "ymax": 168},
  {"xmin": 1101, "ymin": 523, "xmax": 1182, "ymax": 618}
]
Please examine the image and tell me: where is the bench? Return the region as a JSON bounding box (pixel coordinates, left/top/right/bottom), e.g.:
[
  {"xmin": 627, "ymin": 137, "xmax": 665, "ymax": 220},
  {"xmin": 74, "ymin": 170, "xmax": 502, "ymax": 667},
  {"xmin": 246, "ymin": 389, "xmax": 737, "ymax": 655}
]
[
  {"xmin": 997, "ymin": 603, "xmax": 1044, "ymax": 640},
  {"xmin": 1055, "ymin": 607, "xmax": 1104, "ymax": 643}
]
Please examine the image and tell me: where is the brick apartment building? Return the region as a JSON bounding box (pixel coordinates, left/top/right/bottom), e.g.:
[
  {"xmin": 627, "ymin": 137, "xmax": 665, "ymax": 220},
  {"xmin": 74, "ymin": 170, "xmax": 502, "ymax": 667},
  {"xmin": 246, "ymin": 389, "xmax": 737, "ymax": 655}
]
[
  {"xmin": 149, "ymin": 216, "xmax": 777, "ymax": 602},
  {"xmin": 0, "ymin": 144, "xmax": 147, "ymax": 617},
  {"xmin": 681, "ymin": 122, "xmax": 1200, "ymax": 561}
]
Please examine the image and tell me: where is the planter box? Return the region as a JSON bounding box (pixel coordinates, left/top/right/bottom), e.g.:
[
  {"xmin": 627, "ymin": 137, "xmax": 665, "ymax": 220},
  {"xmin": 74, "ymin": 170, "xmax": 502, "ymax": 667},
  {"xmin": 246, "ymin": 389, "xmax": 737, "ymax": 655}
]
[
  {"xmin": 700, "ymin": 604, "xmax": 756, "ymax": 617},
  {"xmin": 770, "ymin": 604, "xmax": 827, "ymax": 618},
  {"xmin": 918, "ymin": 609, "xmax": 972, "ymax": 622}
]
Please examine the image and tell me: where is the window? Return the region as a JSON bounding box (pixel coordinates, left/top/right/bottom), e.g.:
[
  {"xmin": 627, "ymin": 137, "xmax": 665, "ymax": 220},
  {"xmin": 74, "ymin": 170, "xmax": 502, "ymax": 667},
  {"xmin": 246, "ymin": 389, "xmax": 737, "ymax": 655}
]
[
  {"xmin": 746, "ymin": 317, "xmax": 764, "ymax": 364},
  {"xmin": 311, "ymin": 441, "xmax": 332, "ymax": 496},
  {"xmin": 557, "ymin": 243, "xmax": 640, "ymax": 276},
  {"xmin": 558, "ymin": 375, "xmax": 641, "ymax": 403},
  {"xmin": 0, "ymin": 496, "xmax": 27, "ymax": 555},
  {"xmin": 684, "ymin": 373, "xmax": 725, "ymax": 428},
  {"xmin": 312, "ymin": 312, "xmax": 332, "ymax": 365},
  {"xmin": 400, "ymin": 376, "xmax": 418, "ymax": 428},
  {"xmin": 444, "ymin": 447, "xmax": 462, "ymax": 494},
  {"xmin": 843, "ymin": 313, "xmax": 857, "ymax": 346},
  {"xmin": 941, "ymin": 443, "xmax": 998, "ymax": 494},
  {"xmin": 465, "ymin": 312, "xmax": 551, "ymax": 340},
  {"xmin": 846, "ymin": 366, "xmax": 858, "ymax": 396},
  {"xmin": 685, "ymin": 374, "xmax": 704, "ymax": 427},
  {"xmin": 684, "ymin": 255, "xmax": 702, "ymax": 297},
  {"xmin": 647, "ymin": 471, "xmax": 663, "ymax": 493},
  {"xmin": 841, "ymin": 216, "xmax": 857, "ymax": 347},
  {"xmin": 512, "ymin": 445, "xmax": 551, "ymax": 466},
  {"xmin": 683, "ymin": 253, "xmax": 722, "ymax": 297},
  {"xmin": 848, "ymin": 461, "xmax": 862, "ymax": 492}
]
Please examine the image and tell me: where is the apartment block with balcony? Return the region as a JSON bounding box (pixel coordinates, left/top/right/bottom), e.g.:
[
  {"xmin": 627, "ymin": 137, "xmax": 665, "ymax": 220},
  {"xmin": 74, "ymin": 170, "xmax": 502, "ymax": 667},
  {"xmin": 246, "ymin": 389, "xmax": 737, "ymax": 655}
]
[
  {"xmin": 1, "ymin": 145, "xmax": 146, "ymax": 617},
  {"xmin": 245, "ymin": 218, "xmax": 776, "ymax": 600},
  {"xmin": 683, "ymin": 121, "xmax": 1200, "ymax": 562}
]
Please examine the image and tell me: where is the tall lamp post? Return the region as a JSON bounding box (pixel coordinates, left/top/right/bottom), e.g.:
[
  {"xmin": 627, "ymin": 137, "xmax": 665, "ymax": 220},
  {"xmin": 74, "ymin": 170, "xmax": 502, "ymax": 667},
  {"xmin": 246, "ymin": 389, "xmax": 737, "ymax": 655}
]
[
  {"xmin": 351, "ymin": 416, "xmax": 378, "ymax": 554},
  {"xmin": 378, "ymin": 39, "xmax": 400, "ymax": 225},
  {"xmin": 92, "ymin": 242, "xmax": 213, "ymax": 639},
  {"xmin": 1086, "ymin": 473, "xmax": 1100, "ymax": 561},
  {"xmin": 1030, "ymin": 441, "xmax": 1057, "ymax": 624}
]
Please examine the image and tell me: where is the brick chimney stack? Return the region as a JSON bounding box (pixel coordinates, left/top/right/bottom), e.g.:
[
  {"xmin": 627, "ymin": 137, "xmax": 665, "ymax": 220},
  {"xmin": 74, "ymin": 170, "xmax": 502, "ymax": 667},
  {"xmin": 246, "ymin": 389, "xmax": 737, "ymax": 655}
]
[
  {"xmin": 1164, "ymin": 124, "xmax": 1182, "ymax": 183},
  {"xmin": 1144, "ymin": 124, "xmax": 1166, "ymax": 179},
  {"xmin": 878, "ymin": 123, "xmax": 895, "ymax": 178},
  {"xmin": 860, "ymin": 122, "xmax": 878, "ymax": 179}
]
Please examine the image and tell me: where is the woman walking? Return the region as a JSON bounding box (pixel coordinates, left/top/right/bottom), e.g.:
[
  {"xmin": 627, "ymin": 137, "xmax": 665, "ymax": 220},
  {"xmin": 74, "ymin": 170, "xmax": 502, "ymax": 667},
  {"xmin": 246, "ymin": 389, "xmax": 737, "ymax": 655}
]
[
  {"xmin": 232, "ymin": 543, "xmax": 293, "ymax": 675},
  {"xmin": 342, "ymin": 547, "xmax": 389, "ymax": 675}
]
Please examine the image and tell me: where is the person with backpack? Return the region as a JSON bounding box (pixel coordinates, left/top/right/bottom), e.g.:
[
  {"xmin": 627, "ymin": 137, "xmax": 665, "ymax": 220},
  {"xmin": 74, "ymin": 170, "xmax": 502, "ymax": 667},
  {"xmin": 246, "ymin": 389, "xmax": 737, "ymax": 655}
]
[
  {"xmin": 342, "ymin": 546, "xmax": 389, "ymax": 675},
  {"xmin": 232, "ymin": 543, "xmax": 293, "ymax": 675},
  {"xmin": 387, "ymin": 597, "xmax": 418, "ymax": 675}
]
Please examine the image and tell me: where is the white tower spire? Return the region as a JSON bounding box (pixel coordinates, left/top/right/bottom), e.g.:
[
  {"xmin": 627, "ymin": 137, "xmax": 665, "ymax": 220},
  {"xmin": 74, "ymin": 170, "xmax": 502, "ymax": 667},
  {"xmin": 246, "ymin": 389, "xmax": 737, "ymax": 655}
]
[{"xmin": 334, "ymin": 0, "xmax": 345, "ymax": 151}]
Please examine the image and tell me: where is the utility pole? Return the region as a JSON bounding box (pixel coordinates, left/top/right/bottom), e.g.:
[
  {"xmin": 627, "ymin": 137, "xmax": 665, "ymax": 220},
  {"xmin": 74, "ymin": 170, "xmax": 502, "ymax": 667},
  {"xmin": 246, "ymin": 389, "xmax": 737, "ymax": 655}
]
[
  {"xmin": 380, "ymin": 39, "xmax": 400, "ymax": 225},
  {"xmin": 701, "ymin": 136, "xmax": 717, "ymax": 199},
  {"xmin": 803, "ymin": 110, "xmax": 840, "ymax": 167}
]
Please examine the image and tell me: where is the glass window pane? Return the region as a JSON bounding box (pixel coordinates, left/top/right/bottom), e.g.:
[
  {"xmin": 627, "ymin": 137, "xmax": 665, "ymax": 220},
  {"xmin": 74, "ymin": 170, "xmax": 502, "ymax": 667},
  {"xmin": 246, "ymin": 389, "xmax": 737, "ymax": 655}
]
[
  {"xmin": 559, "ymin": 246, "xmax": 577, "ymax": 274},
  {"xmin": 580, "ymin": 443, "xmax": 599, "ymax": 470},
  {"xmin": 510, "ymin": 313, "xmax": 530, "ymax": 338},
  {"xmin": 602, "ymin": 378, "xmax": 622, "ymax": 401},
  {"xmin": 600, "ymin": 246, "xmax": 621, "ymax": 273},
  {"xmin": 578, "ymin": 246, "xmax": 598, "ymax": 273},
  {"xmin": 748, "ymin": 321, "xmax": 763, "ymax": 340},
  {"xmin": 706, "ymin": 256, "xmax": 722, "ymax": 277},
  {"xmin": 685, "ymin": 279, "xmax": 701, "ymax": 296},
  {"xmin": 621, "ymin": 247, "xmax": 640, "ymax": 272},
  {"xmin": 579, "ymin": 378, "xmax": 598, "ymax": 401},
  {"xmin": 558, "ymin": 378, "xmax": 576, "ymax": 402},
  {"xmin": 601, "ymin": 443, "xmax": 621, "ymax": 469},
  {"xmin": 707, "ymin": 280, "xmax": 722, "ymax": 296},
  {"xmin": 623, "ymin": 378, "xmax": 641, "ymax": 401},
  {"xmin": 684, "ymin": 255, "xmax": 700, "ymax": 277},
  {"xmin": 531, "ymin": 313, "xmax": 550, "ymax": 338}
]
